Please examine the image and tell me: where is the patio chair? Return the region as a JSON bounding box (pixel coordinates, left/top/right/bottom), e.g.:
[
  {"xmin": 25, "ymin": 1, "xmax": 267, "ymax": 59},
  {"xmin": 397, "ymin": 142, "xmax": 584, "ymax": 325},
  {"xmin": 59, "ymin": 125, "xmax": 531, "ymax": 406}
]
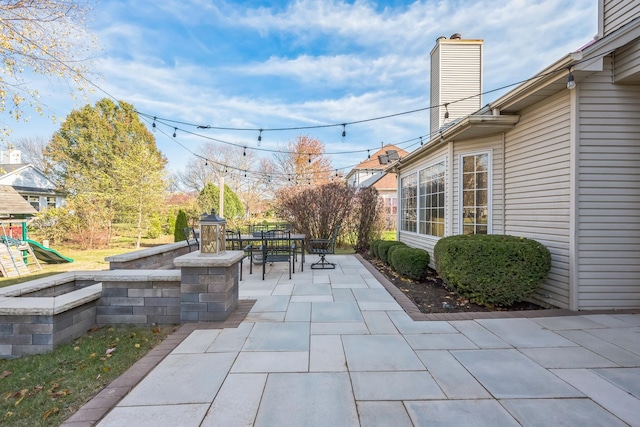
[
  {"xmin": 182, "ymin": 227, "xmax": 199, "ymax": 252},
  {"xmin": 261, "ymin": 230, "xmax": 295, "ymax": 280},
  {"xmin": 226, "ymin": 230, "xmax": 250, "ymax": 280},
  {"xmin": 308, "ymin": 225, "xmax": 340, "ymax": 269}
]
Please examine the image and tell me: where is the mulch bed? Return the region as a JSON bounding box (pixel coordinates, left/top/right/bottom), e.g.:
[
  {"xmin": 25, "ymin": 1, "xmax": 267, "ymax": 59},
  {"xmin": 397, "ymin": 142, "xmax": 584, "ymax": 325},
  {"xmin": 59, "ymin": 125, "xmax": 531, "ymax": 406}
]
[{"xmin": 361, "ymin": 254, "xmax": 546, "ymax": 314}]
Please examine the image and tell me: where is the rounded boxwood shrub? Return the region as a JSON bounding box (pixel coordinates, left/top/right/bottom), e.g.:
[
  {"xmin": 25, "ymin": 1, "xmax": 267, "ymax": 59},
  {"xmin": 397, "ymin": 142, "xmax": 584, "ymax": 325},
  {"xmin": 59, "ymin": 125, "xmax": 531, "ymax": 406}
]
[
  {"xmin": 386, "ymin": 241, "xmax": 408, "ymax": 262},
  {"xmin": 378, "ymin": 241, "xmax": 406, "ymax": 264},
  {"xmin": 389, "ymin": 247, "xmax": 430, "ymax": 281},
  {"xmin": 433, "ymin": 234, "xmax": 551, "ymax": 307},
  {"xmin": 370, "ymin": 240, "xmax": 385, "ymax": 258}
]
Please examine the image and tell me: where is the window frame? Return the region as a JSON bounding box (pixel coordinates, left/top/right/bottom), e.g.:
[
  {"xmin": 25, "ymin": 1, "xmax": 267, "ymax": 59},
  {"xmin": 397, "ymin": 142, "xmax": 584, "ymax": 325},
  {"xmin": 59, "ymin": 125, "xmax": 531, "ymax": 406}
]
[
  {"xmin": 458, "ymin": 150, "xmax": 492, "ymax": 235},
  {"xmin": 418, "ymin": 158, "xmax": 447, "ymax": 238},
  {"xmin": 399, "ymin": 173, "xmax": 418, "ymax": 233}
]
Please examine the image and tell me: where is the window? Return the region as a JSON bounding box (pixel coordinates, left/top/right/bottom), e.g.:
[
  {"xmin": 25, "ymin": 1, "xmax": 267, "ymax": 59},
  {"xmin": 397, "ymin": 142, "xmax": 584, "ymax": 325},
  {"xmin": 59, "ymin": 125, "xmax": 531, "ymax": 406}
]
[
  {"xmin": 25, "ymin": 195, "xmax": 40, "ymax": 211},
  {"xmin": 400, "ymin": 174, "xmax": 417, "ymax": 232},
  {"xmin": 418, "ymin": 161, "xmax": 446, "ymax": 237},
  {"xmin": 460, "ymin": 152, "xmax": 490, "ymax": 235},
  {"xmin": 46, "ymin": 197, "xmax": 56, "ymax": 209}
]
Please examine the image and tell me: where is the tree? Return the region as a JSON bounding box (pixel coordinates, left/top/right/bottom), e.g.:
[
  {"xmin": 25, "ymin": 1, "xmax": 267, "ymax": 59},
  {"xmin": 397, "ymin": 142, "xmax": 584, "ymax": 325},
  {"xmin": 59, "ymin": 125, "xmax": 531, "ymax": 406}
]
[
  {"xmin": 45, "ymin": 98, "xmax": 167, "ymax": 247},
  {"xmin": 197, "ymin": 182, "xmax": 245, "ymax": 219},
  {"xmin": 275, "ymin": 182, "xmax": 354, "ymax": 243},
  {"xmin": 12, "ymin": 136, "xmax": 53, "ymax": 173},
  {"xmin": 112, "ymin": 138, "xmax": 167, "ymax": 248},
  {"xmin": 174, "ymin": 209, "xmax": 188, "ymax": 242},
  {"xmin": 273, "ymin": 135, "xmax": 334, "ymax": 186},
  {"xmin": 0, "ymin": 1, "xmax": 97, "ymax": 125}
]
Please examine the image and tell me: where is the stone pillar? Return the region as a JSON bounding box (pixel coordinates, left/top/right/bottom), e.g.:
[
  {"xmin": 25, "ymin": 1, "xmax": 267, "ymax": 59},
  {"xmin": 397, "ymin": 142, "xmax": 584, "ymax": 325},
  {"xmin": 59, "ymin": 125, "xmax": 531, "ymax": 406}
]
[{"xmin": 174, "ymin": 251, "xmax": 244, "ymax": 322}]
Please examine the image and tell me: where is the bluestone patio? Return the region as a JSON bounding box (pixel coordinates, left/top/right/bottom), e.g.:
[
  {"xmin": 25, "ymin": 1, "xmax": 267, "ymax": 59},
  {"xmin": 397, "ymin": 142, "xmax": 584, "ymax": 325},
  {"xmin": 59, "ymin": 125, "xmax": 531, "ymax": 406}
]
[{"xmin": 63, "ymin": 254, "xmax": 640, "ymax": 426}]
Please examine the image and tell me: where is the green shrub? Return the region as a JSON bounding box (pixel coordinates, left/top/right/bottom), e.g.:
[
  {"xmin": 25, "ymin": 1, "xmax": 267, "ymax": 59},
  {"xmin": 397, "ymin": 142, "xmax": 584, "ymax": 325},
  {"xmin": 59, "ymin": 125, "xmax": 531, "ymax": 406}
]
[
  {"xmin": 389, "ymin": 247, "xmax": 430, "ymax": 281},
  {"xmin": 434, "ymin": 234, "xmax": 551, "ymax": 307},
  {"xmin": 386, "ymin": 241, "xmax": 408, "ymax": 261},
  {"xmin": 369, "ymin": 240, "xmax": 384, "ymax": 258},
  {"xmin": 174, "ymin": 209, "xmax": 188, "ymax": 242},
  {"xmin": 378, "ymin": 241, "xmax": 406, "ymax": 264}
]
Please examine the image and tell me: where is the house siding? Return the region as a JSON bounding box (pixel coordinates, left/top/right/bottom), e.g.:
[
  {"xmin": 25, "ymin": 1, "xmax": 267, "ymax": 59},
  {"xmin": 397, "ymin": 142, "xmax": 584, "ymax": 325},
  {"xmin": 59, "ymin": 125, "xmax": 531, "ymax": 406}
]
[
  {"xmin": 614, "ymin": 37, "xmax": 640, "ymax": 82},
  {"xmin": 577, "ymin": 56, "xmax": 640, "ymax": 310},
  {"xmin": 430, "ymin": 40, "xmax": 482, "ymax": 135},
  {"xmin": 504, "ymin": 91, "xmax": 572, "ymax": 309},
  {"xmin": 603, "ymin": 0, "xmax": 640, "ymax": 36}
]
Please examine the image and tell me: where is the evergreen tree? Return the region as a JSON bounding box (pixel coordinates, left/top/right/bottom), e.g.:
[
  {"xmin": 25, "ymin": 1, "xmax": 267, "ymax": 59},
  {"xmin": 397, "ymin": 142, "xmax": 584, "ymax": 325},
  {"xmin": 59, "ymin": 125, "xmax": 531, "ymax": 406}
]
[{"xmin": 174, "ymin": 209, "xmax": 188, "ymax": 242}]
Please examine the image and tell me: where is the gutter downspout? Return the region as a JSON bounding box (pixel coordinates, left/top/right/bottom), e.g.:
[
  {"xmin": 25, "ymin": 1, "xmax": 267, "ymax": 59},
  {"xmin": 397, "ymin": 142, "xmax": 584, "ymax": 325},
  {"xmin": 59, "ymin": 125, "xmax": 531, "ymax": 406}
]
[{"xmin": 502, "ymin": 132, "xmax": 506, "ymax": 235}]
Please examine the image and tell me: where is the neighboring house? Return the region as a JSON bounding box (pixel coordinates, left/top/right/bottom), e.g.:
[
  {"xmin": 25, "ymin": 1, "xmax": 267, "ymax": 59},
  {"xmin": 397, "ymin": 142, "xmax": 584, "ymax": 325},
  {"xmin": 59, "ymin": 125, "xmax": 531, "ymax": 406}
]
[
  {"xmin": 391, "ymin": 0, "xmax": 640, "ymax": 311},
  {"xmin": 345, "ymin": 144, "xmax": 408, "ymax": 229},
  {"xmin": 0, "ymin": 149, "xmax": 64, "ymax": 212}
]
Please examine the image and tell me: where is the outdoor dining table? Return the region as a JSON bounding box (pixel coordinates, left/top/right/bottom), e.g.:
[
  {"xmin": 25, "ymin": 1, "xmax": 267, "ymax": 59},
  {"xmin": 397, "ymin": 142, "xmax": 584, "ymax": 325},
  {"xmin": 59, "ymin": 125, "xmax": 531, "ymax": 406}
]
[{"xmin": 229, "ymin": 233, "xmax": 306, "ymax": 267}]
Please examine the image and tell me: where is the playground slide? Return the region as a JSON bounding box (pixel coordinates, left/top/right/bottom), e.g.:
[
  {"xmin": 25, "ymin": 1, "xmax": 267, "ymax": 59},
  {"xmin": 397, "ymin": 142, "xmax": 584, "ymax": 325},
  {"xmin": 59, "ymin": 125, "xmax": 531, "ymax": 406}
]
[{"xmin": 25, "ymin": 239, "xmax": 74, "ymax": 264}]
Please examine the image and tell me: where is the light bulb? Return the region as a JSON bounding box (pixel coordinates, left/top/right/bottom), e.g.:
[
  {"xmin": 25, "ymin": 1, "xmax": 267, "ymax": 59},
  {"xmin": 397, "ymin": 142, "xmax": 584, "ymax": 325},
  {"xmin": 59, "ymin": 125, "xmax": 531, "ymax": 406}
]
[{"xmin": 567, "ymin": 72, "xmax": 576, "ymax": 90}]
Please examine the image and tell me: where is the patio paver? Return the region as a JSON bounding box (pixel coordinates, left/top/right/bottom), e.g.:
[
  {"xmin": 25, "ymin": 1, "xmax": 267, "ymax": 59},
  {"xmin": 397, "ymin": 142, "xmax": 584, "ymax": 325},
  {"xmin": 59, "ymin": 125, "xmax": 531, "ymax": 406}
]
[{"xmin": 58, "ymin": 254, "xmax": 638, "ymax": 427}]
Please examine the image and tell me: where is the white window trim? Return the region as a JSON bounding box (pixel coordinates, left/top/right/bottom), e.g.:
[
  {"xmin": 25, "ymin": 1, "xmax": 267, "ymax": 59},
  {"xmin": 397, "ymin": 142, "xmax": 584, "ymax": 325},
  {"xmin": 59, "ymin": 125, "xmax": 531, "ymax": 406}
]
[
  {"xmin": 417, "ymin": 157, "xmax": 447, "ymax": 238},
  {"xmin": 458, "ymin": 150, "xmax": 492, "ymax": 235},
  {"xmin": 399, "ymin": 172, "xmax": 418, "ymax": 234}
]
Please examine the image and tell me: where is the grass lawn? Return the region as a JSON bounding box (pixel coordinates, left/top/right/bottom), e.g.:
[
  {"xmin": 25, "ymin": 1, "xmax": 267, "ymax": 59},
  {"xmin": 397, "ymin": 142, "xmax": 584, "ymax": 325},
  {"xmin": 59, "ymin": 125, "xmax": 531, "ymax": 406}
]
[
  {"xmin": 0, "ymin": 324, "xmax": 178, "ymax": 426},
  {"xmin": 0, "ymin": 234, "xmax": 179, "ymax": 425},
  {"xmin": 0, "ymin": 235, "xmax": 174, "ymax": 288}
]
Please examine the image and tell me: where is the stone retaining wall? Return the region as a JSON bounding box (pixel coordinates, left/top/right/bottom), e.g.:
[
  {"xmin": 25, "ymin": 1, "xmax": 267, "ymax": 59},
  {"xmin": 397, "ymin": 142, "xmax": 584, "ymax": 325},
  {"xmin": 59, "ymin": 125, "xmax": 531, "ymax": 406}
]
[
  {"xmin": 105, "ymin": 241, "xmax": 193, "ymax": 270},
  {"xmin": 95, "ymin": 270, "xmax": 181, "ymax": 326},
  {"xmin": 0, "ymin": 280, "xmax": 102, "ymax": 358}
]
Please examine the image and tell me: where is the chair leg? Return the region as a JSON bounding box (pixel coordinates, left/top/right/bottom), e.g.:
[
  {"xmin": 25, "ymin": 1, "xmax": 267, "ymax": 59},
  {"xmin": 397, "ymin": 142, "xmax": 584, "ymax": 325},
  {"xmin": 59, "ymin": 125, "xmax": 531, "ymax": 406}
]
[{"xmin": 311, "ymin": 254, "xmax": 336, "ymax": 269}]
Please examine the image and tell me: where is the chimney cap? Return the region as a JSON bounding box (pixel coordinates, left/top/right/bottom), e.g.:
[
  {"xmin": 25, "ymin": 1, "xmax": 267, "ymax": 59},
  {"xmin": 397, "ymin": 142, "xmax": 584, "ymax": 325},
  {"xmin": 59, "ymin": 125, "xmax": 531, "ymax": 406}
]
[
  {"xmin": 436, "ymin": 35, "xmax": 447, "ymax": 42},
  {"xmin": 450, "ymin": 33, "xmax": 461, "ymax": 39}
]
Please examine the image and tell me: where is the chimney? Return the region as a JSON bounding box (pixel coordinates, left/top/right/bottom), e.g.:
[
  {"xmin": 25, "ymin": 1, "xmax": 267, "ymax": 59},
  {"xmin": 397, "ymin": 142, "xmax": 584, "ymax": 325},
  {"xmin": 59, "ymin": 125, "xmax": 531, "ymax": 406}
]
[{"xmin": 430, "ymin": 34, "xmax": 483, "ymax": 137}]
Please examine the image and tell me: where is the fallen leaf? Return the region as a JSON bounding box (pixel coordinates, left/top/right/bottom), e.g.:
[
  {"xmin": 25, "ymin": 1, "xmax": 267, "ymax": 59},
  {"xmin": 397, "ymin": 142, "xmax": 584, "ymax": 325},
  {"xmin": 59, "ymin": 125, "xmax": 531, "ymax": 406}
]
[
  {"xmin": 89, "ymin": 353, "xmax": 97, "ymax": 358},
  {"xmin": 134, "ymin": 343, "xmax": 140, "ymax": 348},
  {"xmin": 14, "ymin": 389, "xmax": 28, "ymax": 406},
  {"xmin": 42, "ymin": 406, "xmax": 59, "ymax": 420},
  {"xmin": 0, "ymin": 371, "xmax": 11, "ymax": 380},
  {"xmin": 105, "ymin": 347, "xmax": 116, "ymax": 355}
]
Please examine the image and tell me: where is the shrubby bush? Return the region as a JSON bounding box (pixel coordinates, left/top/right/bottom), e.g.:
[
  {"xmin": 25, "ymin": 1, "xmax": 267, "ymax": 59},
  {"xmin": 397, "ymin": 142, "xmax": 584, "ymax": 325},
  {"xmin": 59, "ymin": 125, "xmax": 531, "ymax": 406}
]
[
  {"xmin": 434, "ymin": 234, "xmax": 551, "ymax": 307},
  {"xmin": 386, "ymin": 241, "xmax": 408, "ymax": 261},
  {"xmin": 369, "ymin": 240, "xmax": 385, "ymax": 258},
  {"xmin": 389, "ymin": 247, "xmax": 431, "ymax": 281},
  {"xmin": 377, "ymin": 241, "xmax": 406, "ymax": 264}
]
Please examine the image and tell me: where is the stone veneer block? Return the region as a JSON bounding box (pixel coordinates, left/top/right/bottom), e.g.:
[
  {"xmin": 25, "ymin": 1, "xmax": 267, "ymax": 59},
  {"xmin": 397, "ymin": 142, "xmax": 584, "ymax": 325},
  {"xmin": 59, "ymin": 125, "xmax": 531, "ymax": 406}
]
[{"xmin": 174, "ymin": 251, "xmax": 244, "ymax": 323}]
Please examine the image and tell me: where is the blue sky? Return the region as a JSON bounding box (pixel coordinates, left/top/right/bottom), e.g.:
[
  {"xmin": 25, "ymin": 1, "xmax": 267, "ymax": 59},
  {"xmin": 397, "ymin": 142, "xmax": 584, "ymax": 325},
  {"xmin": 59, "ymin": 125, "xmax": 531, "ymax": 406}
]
[{"xmin": 6, "ymin": 0, "xmax": 598, "ymax": 175}]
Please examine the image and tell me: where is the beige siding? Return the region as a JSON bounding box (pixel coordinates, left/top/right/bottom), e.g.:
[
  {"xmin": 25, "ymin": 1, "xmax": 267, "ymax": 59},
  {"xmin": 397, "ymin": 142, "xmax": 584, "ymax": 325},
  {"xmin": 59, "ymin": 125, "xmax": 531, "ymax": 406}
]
[
  {"xmin": 504, "ymin": 91, "xmax": 572, "ymax": 309},
  {"xmin": 430, "ymin": 46, "xmax": 441, "ymax": 136},
  {"xmin": 430, "ymin": 40, "xmax": 482, "ymax": 134},
  {"xmin": 614, "ymin": 37, "xmax": 640, "ymax": 82},
  {"xmin": 452, "ymin": 136, "xmax": 505, "ymax": 235},
  {"xmin": 577, "ymin": 56, "xmax": 640, "ymax": 310},
  {"xmin": 603, "ymin": 0, "xmax": 640, "ymax": 36}
]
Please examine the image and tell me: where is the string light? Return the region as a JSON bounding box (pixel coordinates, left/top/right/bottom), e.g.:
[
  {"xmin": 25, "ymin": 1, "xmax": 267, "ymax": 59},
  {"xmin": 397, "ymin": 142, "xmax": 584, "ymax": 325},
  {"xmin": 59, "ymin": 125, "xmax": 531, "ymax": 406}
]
[
  {"xmin": 308, "ymin": 153, "xmax": 312, "ymax": 164},
  {"xmin": 257, "ymin": 129, "xmax": 263, "ymax": 146},
  {"xmin": 367, "ymin": 150, "xmax": 370, "ymax": 159},
  {"xmin": 152, "ymin": 117, "xmax": 157, "ymax": 132},
  {"xmin": 243, "ymin": 147, "xmax": 246, "ymax": 156},
  {"xmin": 444, "ymin": 103, "xmax": 450, "ymax": 120},
  {"xmin": 420, "ymin": 136, "xmax": 423, "ymax": 146},
  {"xmin": 173, "ymin": 127, "xmax": 177, "ymax": 138},
  {"xmin": 566, "ymin": 67, "xmax": 576, "ymax": 90}
]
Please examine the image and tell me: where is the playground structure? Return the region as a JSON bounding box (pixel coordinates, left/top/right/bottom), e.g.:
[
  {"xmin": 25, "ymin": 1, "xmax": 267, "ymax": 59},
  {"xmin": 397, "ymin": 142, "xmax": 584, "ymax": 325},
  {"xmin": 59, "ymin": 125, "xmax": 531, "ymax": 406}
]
[{"xmin": 0, "ymin": 220, "xmax": 73, "ymax": 278}]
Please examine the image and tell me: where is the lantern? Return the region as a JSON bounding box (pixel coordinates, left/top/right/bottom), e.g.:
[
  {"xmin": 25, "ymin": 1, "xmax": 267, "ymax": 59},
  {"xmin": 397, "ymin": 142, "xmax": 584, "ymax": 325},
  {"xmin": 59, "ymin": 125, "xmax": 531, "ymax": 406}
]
[{"xmin": 199, "ymin": 210, "xmax": 226, "ymax": 256}]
